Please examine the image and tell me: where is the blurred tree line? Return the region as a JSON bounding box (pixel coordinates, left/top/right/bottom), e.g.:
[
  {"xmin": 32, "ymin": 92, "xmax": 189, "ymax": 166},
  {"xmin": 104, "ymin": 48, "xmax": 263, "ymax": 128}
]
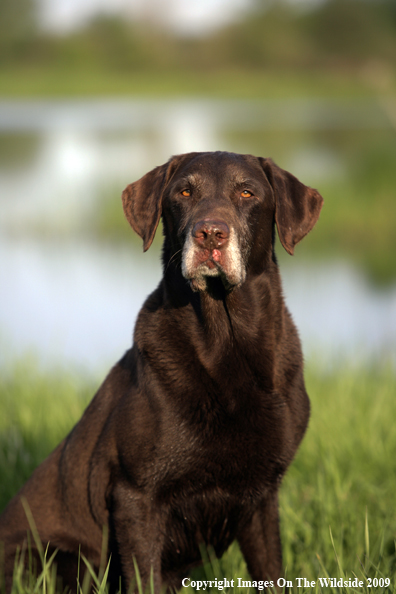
[{"xmin": 0, "ymin": 0, "xmax": 395, "ymax": 75}]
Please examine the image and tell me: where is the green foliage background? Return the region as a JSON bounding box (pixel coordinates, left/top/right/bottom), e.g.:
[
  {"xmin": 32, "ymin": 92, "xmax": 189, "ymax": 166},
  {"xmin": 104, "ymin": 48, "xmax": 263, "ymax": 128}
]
[{"xmin": 1, "ymin": 0, "xmax": 396, "ymax": 75}]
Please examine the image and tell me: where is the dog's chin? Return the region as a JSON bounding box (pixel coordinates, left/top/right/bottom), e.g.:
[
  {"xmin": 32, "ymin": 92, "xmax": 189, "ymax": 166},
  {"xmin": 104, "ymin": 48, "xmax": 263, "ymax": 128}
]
[{"xmin": 186, "ymin": 265, "xmax": 239, "ymax": 294}]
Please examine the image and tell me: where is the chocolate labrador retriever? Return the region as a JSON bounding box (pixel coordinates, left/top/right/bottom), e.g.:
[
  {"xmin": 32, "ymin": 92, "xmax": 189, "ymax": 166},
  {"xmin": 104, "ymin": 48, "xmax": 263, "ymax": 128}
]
[{"xmin": 0, "ymin": 151, "xmax": 323, "ymax": 592}]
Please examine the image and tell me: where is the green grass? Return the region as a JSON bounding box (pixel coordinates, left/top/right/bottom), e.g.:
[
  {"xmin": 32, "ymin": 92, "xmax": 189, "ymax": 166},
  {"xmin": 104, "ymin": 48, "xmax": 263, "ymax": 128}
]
[
  {"xmin": 1, "ymin": 361, "xmax": 395, "ymax": 592},
  {"xmin": 0, "ymin": 65, "xmax": 391, "ymax": 99},
  {"xmin": 0, "ymin": 361, "xmax": 96, "ymax": 506}
]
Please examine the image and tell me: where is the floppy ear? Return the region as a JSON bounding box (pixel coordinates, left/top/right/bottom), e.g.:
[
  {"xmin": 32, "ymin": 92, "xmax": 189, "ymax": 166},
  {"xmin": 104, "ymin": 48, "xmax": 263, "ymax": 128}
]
[
  {"xmin": 260, "ymin": 158, "xmax": 324, "ymax": 255},
  {"xmin": 122, "ymin": 154, "xmax": 195, "ymax": 251},
  {"xmin": 122, "ymin": 162, "xmax": 169, "ymax": 251}
]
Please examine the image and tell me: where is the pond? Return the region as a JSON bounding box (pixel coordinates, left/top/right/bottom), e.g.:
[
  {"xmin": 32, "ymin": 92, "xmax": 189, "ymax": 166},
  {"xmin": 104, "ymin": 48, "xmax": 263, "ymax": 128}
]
[{"xmin": 1, "ymin": 98, "xmax": 395, "ymax": 372}]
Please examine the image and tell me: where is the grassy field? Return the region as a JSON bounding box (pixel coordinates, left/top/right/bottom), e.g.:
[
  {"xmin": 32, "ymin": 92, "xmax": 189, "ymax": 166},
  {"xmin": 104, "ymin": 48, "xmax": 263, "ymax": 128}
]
[
  {"xmin": 0, "ymin": 66, "xmax": 390, "ymax": 99},
  {"xmin": 0, "ymin": 361, "xmax": 395, "ymax": 592}
]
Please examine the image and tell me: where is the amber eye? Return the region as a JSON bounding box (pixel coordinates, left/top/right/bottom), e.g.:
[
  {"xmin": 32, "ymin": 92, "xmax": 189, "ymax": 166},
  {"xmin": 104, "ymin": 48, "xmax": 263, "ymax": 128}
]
[
  {"xmin": 240, "ymin": 190, "xmax": 253, "ymax": 198},
  {"xmin": 181, "ymin": 189, "xmax": 191, "ymax": 197}
]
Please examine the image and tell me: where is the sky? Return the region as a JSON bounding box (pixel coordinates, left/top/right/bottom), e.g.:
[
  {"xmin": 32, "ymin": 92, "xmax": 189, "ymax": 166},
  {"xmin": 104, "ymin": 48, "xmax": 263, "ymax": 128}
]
[
  {"xmin": 38, "ymin": 0, "xmax": 254, "ymax": 35},
  {"xmin": 38, "ymin": 0, "xmax": 327, "ymax": 36}
]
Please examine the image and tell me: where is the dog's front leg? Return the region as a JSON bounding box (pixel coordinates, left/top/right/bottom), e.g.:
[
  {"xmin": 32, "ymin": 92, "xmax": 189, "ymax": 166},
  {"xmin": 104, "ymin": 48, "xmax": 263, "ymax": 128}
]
[
  {"xmin": 237, "ymin": 490, "xmax": 283, "ymax": 592},
  {"xmin": 110, "ymin": 483, "xmax": 165, "ymax": 593}
]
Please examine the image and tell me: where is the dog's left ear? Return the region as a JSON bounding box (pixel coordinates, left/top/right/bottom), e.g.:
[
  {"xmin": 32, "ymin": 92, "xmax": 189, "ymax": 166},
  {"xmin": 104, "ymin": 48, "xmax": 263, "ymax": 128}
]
[
  {"xmin": 122, "ymin": 154, "xmax": 195, "ymax": 251},
  {"xmin": 260, "ymin": 158, "xmax": 324, "ymax": 255}
]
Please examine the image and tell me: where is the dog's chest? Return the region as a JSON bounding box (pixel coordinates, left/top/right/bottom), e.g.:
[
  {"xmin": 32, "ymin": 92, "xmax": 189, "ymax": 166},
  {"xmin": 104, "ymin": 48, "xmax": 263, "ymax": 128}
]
[
  {"xmin": 153, "ymin": 392, "xmax": 287, "ymax": 572},
  {"xmin": 157, "ymin": 389, "xmax": 287, "ymax": 500},
  {"xmin": 157, "ymin": 402, "xmax": 284, "ymax": 574}
]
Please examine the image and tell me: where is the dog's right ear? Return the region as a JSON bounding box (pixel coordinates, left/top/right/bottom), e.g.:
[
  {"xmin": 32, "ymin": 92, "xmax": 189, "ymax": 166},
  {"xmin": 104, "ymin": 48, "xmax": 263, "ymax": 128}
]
[
  {"xmin": 122, "ymin": 153, "xmax": 199, "ymax": 251},
  {"xmin": 122, "ymin": 162, "xmax": 169, "ymax": 252}
]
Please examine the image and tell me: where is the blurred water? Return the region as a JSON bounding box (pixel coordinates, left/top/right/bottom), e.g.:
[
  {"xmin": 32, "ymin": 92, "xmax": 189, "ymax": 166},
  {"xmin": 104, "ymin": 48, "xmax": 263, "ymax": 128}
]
[
  {"xmin": 0, "ymin": 98, "xmax": 395, "ymax": 371},
  {"xmin": 0, "ymin": 238, "xmax": 161, "ymax": 371},
  {"xmin": 1, "ymin": 238, "xmax": 395, "ymax": 372},
  {"xmin": 1, "ymin": 96, "xmax": 390, "ymax": 234}
]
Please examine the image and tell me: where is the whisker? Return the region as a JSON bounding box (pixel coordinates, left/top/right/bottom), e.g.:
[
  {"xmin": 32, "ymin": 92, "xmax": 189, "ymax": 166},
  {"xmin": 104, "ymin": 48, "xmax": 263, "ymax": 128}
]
[{"xmin": 165, "ymin": 249, "xmax": 183, "ymax": 274}]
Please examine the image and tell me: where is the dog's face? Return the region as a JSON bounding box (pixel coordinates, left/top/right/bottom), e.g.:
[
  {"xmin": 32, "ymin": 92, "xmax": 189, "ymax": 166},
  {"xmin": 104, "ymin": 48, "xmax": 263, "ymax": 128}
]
[
  {"xmin": 122, "ymin": 152, "xmax": 323, "ymax": 292},
  {"xmin": 163, "ymin": 153, "xmax": 271, "ymax": 292}
]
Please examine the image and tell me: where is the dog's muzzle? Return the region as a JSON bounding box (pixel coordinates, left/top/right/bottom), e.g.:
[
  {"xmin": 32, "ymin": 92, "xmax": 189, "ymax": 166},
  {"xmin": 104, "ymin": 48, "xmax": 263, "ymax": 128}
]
[{"xmin": 181, "ymin": 218, "xmax": 246, "ymax": 292}]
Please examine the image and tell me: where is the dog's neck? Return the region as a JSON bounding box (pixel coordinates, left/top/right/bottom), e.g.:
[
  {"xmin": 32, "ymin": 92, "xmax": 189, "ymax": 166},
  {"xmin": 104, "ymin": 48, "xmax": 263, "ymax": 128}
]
[{"xmin": 162, "ymin": 260, "xmax": 284, "ymax": 343}]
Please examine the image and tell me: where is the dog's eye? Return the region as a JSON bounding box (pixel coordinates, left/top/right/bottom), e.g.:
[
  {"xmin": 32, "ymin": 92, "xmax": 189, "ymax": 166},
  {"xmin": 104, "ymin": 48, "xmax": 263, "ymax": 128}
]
[
  {"xmin": 181, "ymin": 189, "xmax": 191, "ymax": 197},
  {"xmin": 240, "ymin": 190, "xmax": 253, "ymax": 198}
]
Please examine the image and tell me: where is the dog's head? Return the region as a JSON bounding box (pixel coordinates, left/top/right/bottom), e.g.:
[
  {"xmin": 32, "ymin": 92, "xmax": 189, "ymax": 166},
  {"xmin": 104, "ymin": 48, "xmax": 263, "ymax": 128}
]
[{"xmin": 122, "ymin": 152, "xmax": 323, "ymax": 292}]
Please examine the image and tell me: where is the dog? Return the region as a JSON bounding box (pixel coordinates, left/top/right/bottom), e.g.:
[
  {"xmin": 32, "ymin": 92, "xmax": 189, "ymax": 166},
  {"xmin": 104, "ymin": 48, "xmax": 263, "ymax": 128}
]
[{"xmin": 0, "ymin": 151, "xmax": 323, "ymax": 593}]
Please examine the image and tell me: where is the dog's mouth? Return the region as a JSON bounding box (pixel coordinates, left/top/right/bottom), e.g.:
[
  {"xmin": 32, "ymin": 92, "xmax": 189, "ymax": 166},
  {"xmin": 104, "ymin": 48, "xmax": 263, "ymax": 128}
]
[{"xmin": 196, "ymin": 247, "xmax": 222, "ymax": 268}]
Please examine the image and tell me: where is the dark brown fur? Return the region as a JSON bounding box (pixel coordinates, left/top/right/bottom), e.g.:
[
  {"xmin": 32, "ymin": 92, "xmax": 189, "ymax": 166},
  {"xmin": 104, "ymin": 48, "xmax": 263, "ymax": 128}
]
[{"xmin": 0, "ymin": 152, "xmax": 323, "ymax": 592}]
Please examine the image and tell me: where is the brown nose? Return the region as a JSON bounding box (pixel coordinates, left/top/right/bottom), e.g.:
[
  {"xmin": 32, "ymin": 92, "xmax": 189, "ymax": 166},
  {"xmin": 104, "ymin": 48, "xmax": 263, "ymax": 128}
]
[{"xmin": 192, "ymin": 219, "xmax": 230, "ymax": 249}]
